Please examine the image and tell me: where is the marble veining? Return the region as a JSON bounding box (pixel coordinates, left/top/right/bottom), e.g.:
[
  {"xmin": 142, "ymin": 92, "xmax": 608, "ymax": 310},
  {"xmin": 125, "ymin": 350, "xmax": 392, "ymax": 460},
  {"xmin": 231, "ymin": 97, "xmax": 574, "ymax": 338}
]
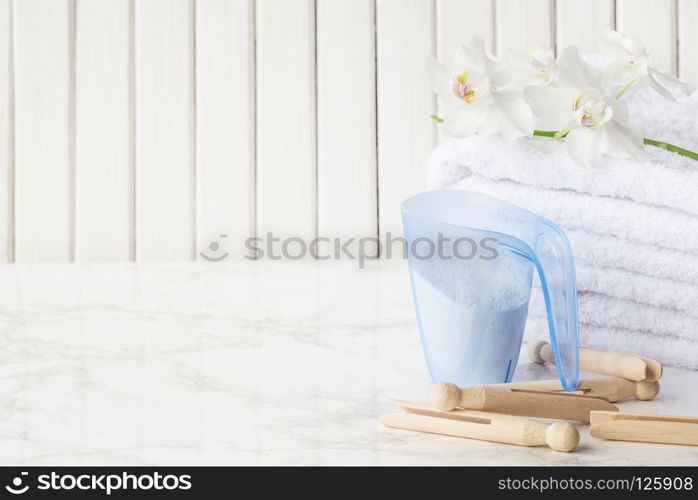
[{"xmin": 0, "ymin": 260, "xmax": 695, "ymax": 465}]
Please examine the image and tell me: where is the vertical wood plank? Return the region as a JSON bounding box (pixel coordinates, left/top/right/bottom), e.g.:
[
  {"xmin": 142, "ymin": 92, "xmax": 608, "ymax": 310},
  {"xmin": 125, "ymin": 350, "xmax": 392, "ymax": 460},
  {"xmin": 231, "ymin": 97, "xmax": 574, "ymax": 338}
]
[
  {"xmin": 376, "ymin": 0, "xmax": 435, "ymax": 239},
  {"xmin": 0, "ymin": 0, "xmax": 10, "ymax": 262},
  {"xmin": 437, "ymin": 0, "xmax": 494, "ymax": 60},
  {"xmin": 256, "ymin": 0, "xmax": 316, "ymax": 241},
  {"xmin": 13, "ymin": 0, "xmax": 72, "ymax": 262},
  {"xmin": 317, "ymin": 0, "xmax": 376, "ymax": 244},
  {"xmin": 196, "ymin": 0, "xmax": 254, "ymax": 260},
  {"xmin": 678, "ymin": 0, "xmax": 698, "ymax": 84},
  {"xmin": 436, "ymin": 0, "xmax": 493, "ymax": 141},
  {"xmin": 135, "ymin": 0, "xmax": 195, "ymax": 261},
  {"xmin": 617, "ymin": 0, "xmax": 676, "ymax": 75},
  {"xmin": 496, "ymin": 0, "xmax": 554, "ymax": 53},
  {"xmin": 75, "ymin": 0, "xmax": 132, "ymax": 261},
  {"xmin": 556, "ymin": 0, "xmax": 614, "ymax": 52}
]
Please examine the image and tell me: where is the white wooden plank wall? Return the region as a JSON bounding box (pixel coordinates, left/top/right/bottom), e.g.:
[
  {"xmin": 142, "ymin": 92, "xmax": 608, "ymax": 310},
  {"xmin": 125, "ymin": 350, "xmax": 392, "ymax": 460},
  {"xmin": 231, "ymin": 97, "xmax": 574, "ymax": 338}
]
[
  {"xmin": 0, "ymin": 0, "xmax": 695, "ymax": 262},
  {"xmin": 437, "ymin": 0, "xmax": 494, "ymax": 59},
  {"xmin": 617, "ymin": 0, "xmax": 676, "ymax": 75},
  {"xmin": 0, "ymin": 0, "xmax": 10, "ymax": 262},
  {"xmin": 678, "ymin": 0, "xmax": 698, "ymax": 85},
  {"xmin": 195, "ymin": 0, "xmax": 254, "ymax": 259},
  {"xmin": 135, "ymin": 0, "xmax": 195, "ymax": 261},
  {"xmin": 496, "ymin": 0, "xmax": 554, "ymax": 52},
  {"xmin": 556, "ymin": 0, "xmax": 615, "ymax": 52},
  {"xmin": 13, "ymin": 0, "xmax": 73, "ymax": 262},
  {"xmin": 377, "ymin": 0, "xmax": 436, "ymax": 239},
  {"xmin": 75, "ymin": 0, "xmax": 132, "ymax": 261},
  {"xmin": 317, "ymin": 0, "xmax": 376, "ymax": 246},
  {"xmin": 256, "ymin": 0, "xmax": 316, "ymax": 242}
]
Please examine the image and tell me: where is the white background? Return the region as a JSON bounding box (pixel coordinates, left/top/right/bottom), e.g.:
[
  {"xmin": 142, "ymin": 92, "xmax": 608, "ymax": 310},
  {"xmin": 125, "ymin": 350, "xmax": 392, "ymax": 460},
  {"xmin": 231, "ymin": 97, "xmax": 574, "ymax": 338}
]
[{"xmin": 0, "ymin": 0, "xmax": 694, "ymax": 262}]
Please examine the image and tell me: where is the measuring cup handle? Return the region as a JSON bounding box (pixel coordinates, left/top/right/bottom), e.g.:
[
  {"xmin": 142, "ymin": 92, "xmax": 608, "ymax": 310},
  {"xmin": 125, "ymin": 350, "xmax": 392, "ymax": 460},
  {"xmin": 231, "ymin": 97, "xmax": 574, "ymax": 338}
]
[{"xmin": 531, "ymin": 221, "xmax": 580, "ymax": 391}]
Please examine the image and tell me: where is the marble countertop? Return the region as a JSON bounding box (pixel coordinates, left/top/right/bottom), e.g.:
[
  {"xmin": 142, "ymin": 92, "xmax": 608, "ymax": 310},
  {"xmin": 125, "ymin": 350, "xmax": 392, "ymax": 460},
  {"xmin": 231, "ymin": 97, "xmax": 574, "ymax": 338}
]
[{"xmin": 0, "ymin": 260, "xmax": 696, "ymax": 465}]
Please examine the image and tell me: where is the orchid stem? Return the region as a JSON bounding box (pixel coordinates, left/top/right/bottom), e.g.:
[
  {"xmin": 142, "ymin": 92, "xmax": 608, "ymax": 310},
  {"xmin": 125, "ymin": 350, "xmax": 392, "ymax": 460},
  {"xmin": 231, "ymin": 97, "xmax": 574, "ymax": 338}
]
[
  {"xmin": 615, "ymin": 76, "xmax": 640, "ymax": 99},
  {"xmin": 533, "ymin": 130, "xmax": 564, "ymax": 138},
  {"xmin": 643, "ymin": 138, "xmax": 698, "ymax": 161},
  {"xmin": 534, "ymin": 129, "xmax": 698, "ymax": 162}
]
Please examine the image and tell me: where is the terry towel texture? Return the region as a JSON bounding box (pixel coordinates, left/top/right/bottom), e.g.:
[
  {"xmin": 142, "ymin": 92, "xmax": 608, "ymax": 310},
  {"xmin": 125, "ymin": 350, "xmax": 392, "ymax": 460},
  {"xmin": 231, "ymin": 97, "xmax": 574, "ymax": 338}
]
[{"xmin": 427, "ymin": 87, "xmax": 698, "ymax": 368}]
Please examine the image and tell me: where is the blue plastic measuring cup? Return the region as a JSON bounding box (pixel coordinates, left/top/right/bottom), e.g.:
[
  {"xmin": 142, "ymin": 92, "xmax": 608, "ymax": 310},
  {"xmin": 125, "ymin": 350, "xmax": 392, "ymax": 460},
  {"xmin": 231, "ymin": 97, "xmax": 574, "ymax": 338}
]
[{"xmin": 402, "ymin": 190, "xmax": 580, "ymax": 391}]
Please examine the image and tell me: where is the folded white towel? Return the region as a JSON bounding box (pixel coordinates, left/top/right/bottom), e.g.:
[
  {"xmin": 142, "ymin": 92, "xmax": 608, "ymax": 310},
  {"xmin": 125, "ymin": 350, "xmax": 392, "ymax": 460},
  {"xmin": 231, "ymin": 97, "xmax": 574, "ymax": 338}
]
[
  {"xmin": 437, "ymin": 173, "xmax": 698, "ymax": 255},
  {"xmin": 567, "ymin": 230, "xmax": 698, "ymax": 286},
  {"xmin": 574, "ymin": 264, "xmax": 698, "ymax": 316},
  {"xmin": 429, "ymin": 134, "xmax": 698, "ymax": 218},
  {"xmin": 529, "ymin": 291, "xmax": 696, "ymax": 341}
]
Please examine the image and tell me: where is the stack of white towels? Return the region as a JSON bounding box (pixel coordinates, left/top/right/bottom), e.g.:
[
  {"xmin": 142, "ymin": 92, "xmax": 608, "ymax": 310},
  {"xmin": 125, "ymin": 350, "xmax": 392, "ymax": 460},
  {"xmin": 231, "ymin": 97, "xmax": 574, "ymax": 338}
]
[{"xmin": 427, "ymin": 87, "xmax": 698, "ymax": 368}]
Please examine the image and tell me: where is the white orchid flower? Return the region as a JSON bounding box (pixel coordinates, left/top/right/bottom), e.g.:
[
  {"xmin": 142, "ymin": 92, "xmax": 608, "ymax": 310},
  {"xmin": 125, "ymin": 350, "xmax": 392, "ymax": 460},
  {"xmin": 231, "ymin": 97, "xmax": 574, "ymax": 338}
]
[
  {"xmin": 600, "ymin": 30, "xmax": 695, "ymax": 101},
  {"xmin": 427, "ymin": 37, "xmax": 533, "ymax": 140},
  {"xmin": 506, "ymin": 44, "xmax": 558, "ymax": 88},
  {"xmin": 524, "ymin": 46, "xmax": 646, "ymax": 168}
]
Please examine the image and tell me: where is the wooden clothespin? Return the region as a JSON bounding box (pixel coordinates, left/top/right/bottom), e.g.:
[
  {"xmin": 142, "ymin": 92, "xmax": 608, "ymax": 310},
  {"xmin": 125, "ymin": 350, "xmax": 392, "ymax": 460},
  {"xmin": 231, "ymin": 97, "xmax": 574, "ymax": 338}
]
[
  {"xmin": 528, "ymin": 341, "xmax": 663, "ymax": 381},
  {"xmin": 381, "ymin": 399, "xmax": 580, "ymax": 452},
  {"xmin": 590, "ymin": 411, "xmax": 698, "ymax": 446},
  {"xmin": 430, "ymin": 382, "xmax": 618, "ymax": 423},
  {"xmin": 489, "ymin": 376, "xmax": 659, "ymax": 402}
]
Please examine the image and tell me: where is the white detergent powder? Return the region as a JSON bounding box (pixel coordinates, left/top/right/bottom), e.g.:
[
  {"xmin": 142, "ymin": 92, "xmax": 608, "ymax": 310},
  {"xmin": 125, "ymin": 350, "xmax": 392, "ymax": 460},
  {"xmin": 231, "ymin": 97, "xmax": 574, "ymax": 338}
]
[{"xmin": 411, "ymin": 256, "xmax": 532, "ymax": 386}]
